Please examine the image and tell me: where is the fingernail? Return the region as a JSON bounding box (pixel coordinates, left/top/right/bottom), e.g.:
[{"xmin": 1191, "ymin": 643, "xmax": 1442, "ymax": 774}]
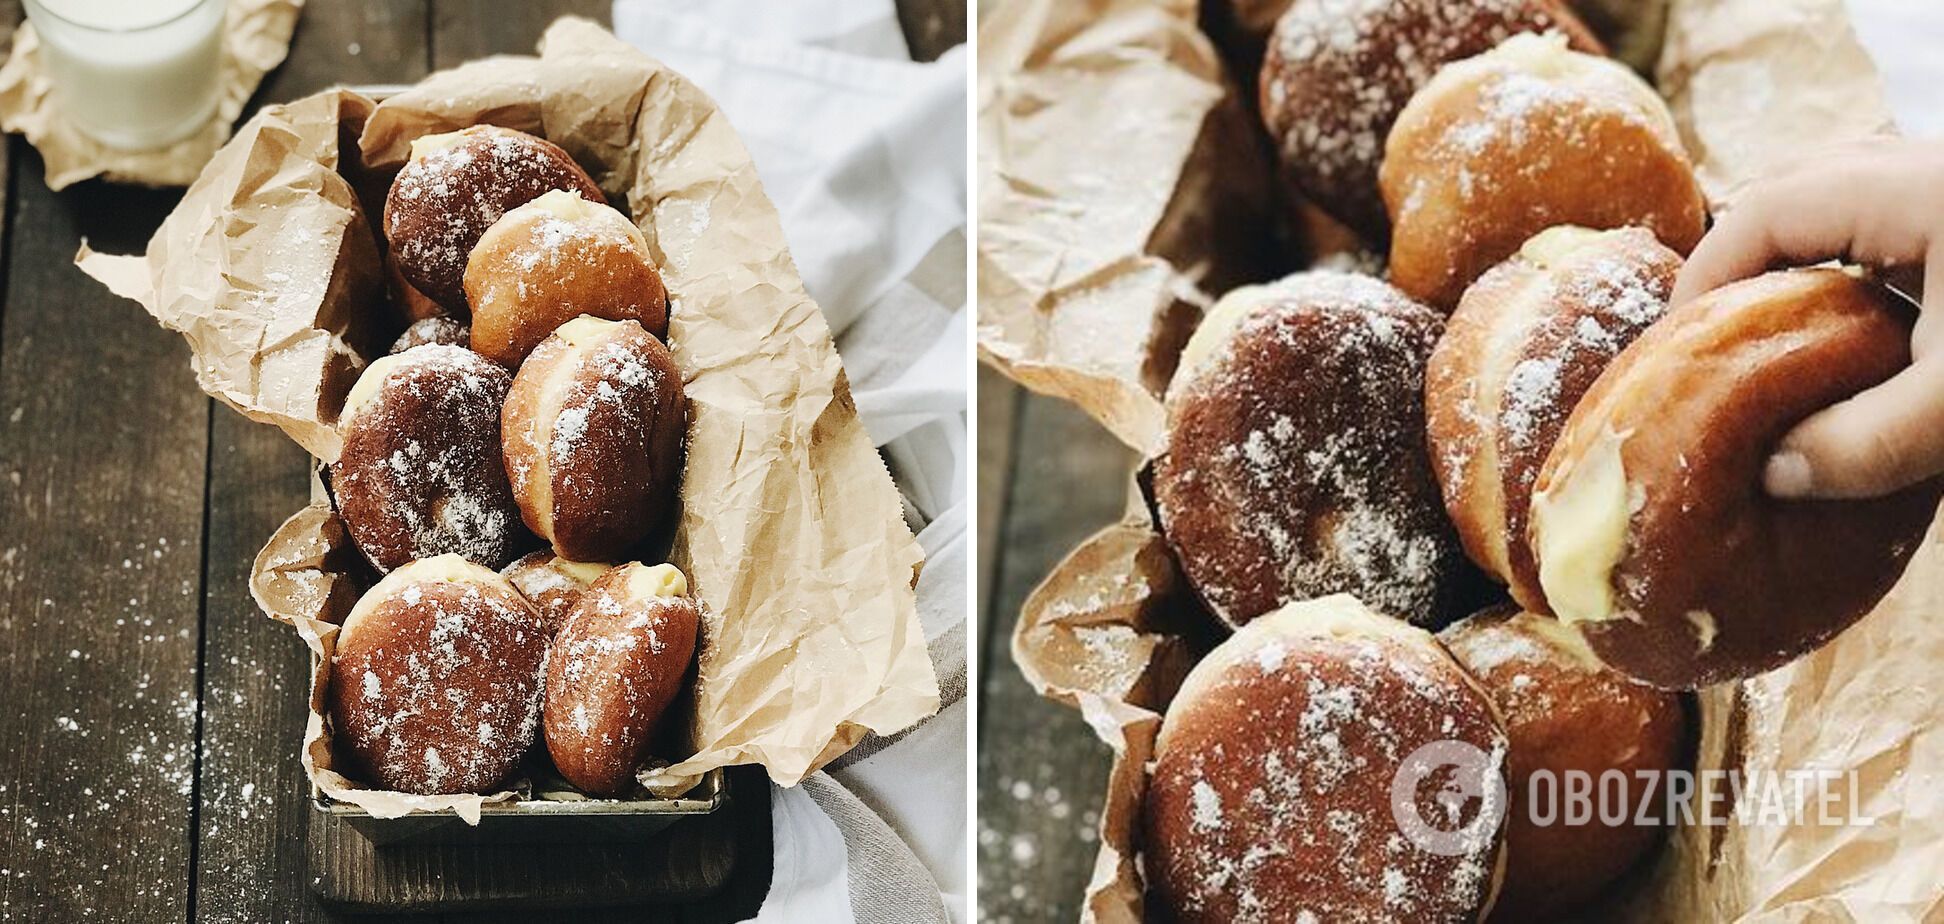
[{"xmin": 1765, "ymin": 451, "xmax": 1813, "ymax": 498}]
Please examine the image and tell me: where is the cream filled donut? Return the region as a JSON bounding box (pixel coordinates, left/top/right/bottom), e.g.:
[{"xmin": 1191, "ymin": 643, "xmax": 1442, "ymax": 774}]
[
  {"xmin": 502, "ymin": 317, "xmax": 686, "ymax": 563},
  {"xmin": 1530, "ymin": 269, "xmax": 1944, "ymax": 688},
  {"xmin": 1145, "ymin": 595, "xmax": 1509, "ymax": 922},
  {"xmin": 1154, "ymin": 272, "xmax": 1473, "ymax": 628},
  {"xmin": 1442, "ymin": 607, "xmax": 1686, "ymax": 920},
  {"xmin": 1380, "ymin": 33, "xmax": 1705, "ymax": 310},
  {"xmin": 1259, "ymin": 0, "xmax": 1599, "ymax": 242},
  {"xmin": 332, "ymin": 344, "xmax": 522, "ymax": 572},
  {"xmin": 543, "ymin": 562, "xmax": 701, "ymax": 796},
  {"xmin": 326, "ymin": 555, "xmax": 550, "ymax": 795},
  {"xmin": 384, "ymin": 125, "xmax": 605, "ymax": 308},
  {"xmin": 464, "ymin": 189, "xmax": 670, "ymax": 367},
  {"xmin": 1427, "ymin": 226, "xmax": 1679, "ymax": 611}
]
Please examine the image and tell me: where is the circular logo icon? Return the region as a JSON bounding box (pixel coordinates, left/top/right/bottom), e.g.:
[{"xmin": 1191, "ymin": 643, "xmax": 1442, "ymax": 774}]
[{"xmin": 1390, "ymin": 739, "xmax": 1507, "ymax": 856}]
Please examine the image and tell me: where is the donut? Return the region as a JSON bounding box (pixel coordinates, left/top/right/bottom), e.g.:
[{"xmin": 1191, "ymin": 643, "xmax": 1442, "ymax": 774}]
[
  {"xmin": 389, "ymin": 315, "xmax": 470, "ymax": 355},
  {"xmin": 1427, "ymin": 226, "xmax": 1679, "ymax": 611},
  {"xmin": 464, "ymin": 188, "xmax": 670, "ymax": 367},
  {"xmin": 500, "ymin": 550, "xmax": 612, "ymax": 638},
  {"xmin": 1259, "ymin": 0, "xmax": 1599, "ymax": 243},
  {"xmin": 1153, "ymin": 271, "xmax": 1474, "ymax": 628},
  {"xmin": 383, "ymin": 125, "xmax": 605, "ymax": 308},
  {"xmin": 326, "ymin": 555, "xmax": 550, "ymax": 795},
  {"xmin": 1441, "ymin": 607, "xmax": 1686, "ymax": 920},
  {"xmin": 543, "ymin": 562, "xmax": 701, "ymax": 796},
  {"xmin": 332, "ymin": 344, "xmax": 522, "ymax": 573},
  {"xmin": 1144, "ymin": 595, "xmax": 1509, "ymax": 923},
  {"xmin": 1529, "ymin": 268, "xmax": 1944, "ymax": 688},
  {"xmin": 502, "ymin": 317, "xmax": 686, "ymax": 563},
  {"xmin": 1380, "ymin": 32, "xmax": 1706, "ymax": 310}
]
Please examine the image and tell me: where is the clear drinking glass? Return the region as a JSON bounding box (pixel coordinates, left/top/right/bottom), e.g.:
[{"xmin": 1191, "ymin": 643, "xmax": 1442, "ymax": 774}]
[{"xmin": 22, "ymin": 0, "xmax": 227, "ymax": 151}]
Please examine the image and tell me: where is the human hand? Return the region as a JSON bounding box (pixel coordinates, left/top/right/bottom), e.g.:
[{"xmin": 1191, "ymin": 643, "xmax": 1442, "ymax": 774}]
[{"xmin": 1670, "ymin": 138, "xmax": 1944, "ymax": 500}]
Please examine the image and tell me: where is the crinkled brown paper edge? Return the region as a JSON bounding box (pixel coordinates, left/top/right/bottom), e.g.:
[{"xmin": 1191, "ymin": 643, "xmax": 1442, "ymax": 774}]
[
  {"xmin": 0, "ymin": 0, "xmax": 303, "ymax": 191},
  {"xmin": 984, "ymin": 0, "xmax": 1938, "ymax": 920},
  {"xmin": 78, "ymin": 17, "xmax": 938, "ymax": 820}
]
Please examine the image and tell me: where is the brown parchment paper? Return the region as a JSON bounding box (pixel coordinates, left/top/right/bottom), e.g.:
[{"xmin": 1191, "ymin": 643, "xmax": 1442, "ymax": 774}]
[
  {"xmin": 79, "ymin": 18, "xmax": 937, "ymax": 817},
  {"xmin": 0, "ymin": 0, "xmax": 303, "ymax": 191},
  {"xmin": 975, "ymin": 0, "xmax": 1288, "ymax": 455},
  {"xmin": 985, "ymin": 0, "xmax": 1940, "ymax": 920}
]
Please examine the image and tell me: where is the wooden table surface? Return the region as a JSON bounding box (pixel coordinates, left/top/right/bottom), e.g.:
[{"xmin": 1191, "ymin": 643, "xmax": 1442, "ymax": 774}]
[
  {"xmin": 975, "ymin": 371, "xmax": 1137, "ymax": 924},
  {"xmin": 0, "ymin": 1, "xmax": 963, "ymax": 921}
]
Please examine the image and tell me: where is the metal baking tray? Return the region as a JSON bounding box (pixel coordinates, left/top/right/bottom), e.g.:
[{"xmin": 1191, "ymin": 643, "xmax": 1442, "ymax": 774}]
[
  {"xmin": 303, "ymin": 83, "xmax": 728, "ymax": 851},
  {"xmin": 313, "ymin": 766, "xmax": 728, "ymax": 847}
]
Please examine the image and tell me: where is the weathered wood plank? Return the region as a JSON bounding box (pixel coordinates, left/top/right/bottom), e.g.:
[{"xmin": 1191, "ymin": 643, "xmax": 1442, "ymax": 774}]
[
  {"xmin": 429, "ymin": 0, "xmax": 609, "ymax": 68},
  {"xmin": 975, "ymin": 393, "xmax": 1134, "ymax": 924},
  {"xmin": 975, "ymin": 368, "xmax": 1019, "ymax": 628},
  {"xmin": 189, "ymin": 3, "xmax": 429, "ymax": 921},
  {"xmin": 0, "ymin": 149, "xmax": 205, "ymax": 922}
]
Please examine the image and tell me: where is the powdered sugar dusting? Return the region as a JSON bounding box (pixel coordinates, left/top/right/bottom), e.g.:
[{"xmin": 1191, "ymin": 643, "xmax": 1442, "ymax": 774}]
[
  {"xmin": 1159, "ymin": 272, "xmax": 1464, "ymax": 626},
  {"xmin": 334, "ymin": 345, "xmax": 520, "ymax": 571},
  {"xmin": 1148, "ymin": 629, "xmax": 1508, "ymax": 920},
  {"xmin": 1261, "ymin": 0, "xmax": 1575, "ymax": 234}
]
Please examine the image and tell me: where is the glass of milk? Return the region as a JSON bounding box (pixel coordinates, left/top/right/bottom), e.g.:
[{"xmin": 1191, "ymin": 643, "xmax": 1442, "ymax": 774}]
[{"xmin": 23, "ymin": 0, "xmax": 227, "ymax": 151}]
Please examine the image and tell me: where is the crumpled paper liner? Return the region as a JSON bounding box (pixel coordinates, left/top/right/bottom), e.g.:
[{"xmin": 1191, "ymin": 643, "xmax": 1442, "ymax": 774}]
[
  {"xmin": 0, "ymin": 0, "xmax": 303, "ymax": 191},
  {"xmin": 80, "ymin": 18, "xmax": 937, "ymax": 817},
  {"xmin": 983, "ymin": 0, "xmax": 1938, "ymax": 920},
  {"xmin": 974, "ymin": 0, "xmax": 1289, "ymax": 455}
]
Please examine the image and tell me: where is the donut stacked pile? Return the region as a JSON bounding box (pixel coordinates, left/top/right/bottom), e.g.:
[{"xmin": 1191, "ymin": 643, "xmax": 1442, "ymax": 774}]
[
  {"xmin": 1140, "ymin": 3, "xmax": 1943, "ymax": 919},
  {"xmin": 322, "ymin": 124, "xmax": 701, "ymax": 799}
]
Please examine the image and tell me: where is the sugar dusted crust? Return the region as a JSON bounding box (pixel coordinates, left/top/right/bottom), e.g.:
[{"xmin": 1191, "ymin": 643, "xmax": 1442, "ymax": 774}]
[
  {"xmin": 1380, "ymin": 33, "xmax": 1705, "ymax": 310},
  {"xmin": 1427, "ymin": 226, "xmax": 1678, "ymax": 609},
  {"xmin": 1440, "ymin": 607, "xmax": 1686, "ymax": 918},
  {"xmin": 543, "ymin": 563, "xmax": 701, "ymax": 796},
  {"xmin": 1146, "ymin": 595, "xmax": 1509, "ymax": 922},
  {"xmin": 1155, "ymin": 271, "xmax": 1474, "ymax": 628},
  {"xmin": 503, "ymin": 318, "xmax": 687, "ymax": 562},
  {"xmin": 327, "ymin": 554, "xmax": 549, "ymax": 795},
  {"xmin": 333, "ymin": 344, "xmax": 523, "ymax": 573},
  {"xmin": 1258, "ymin": 0, "xmax": 1599, "ymax": 242},
  {"xmin": 383, "ymin": 125, "xmax": 605, "ymax": 308},
  {"xmin": 389, "ymin": 315, "xmax": 470, "ymax": 355},
  {"xmin": 464, "ymin": 189, "xmax": 669, "ymax": 367},
  {"xmin": 1531, "ymin": 269, "xmax": 1942, "ymax": 688},
  {"xmin": 500, "ymin": 550, "xmax": 615, "ymax": 638}
]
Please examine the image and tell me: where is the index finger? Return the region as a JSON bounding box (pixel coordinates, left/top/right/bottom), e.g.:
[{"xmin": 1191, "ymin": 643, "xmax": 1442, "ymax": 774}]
[{"xmin": 1669, "ymin": 155, "xmax": 1936, "ymax": 306}]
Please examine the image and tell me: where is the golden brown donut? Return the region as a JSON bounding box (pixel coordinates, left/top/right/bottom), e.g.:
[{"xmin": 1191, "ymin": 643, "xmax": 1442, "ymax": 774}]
[
  {"xmin": 503, "ymin": 317, "xmax": 687, "ymax": 563},
  {"xmin": 1427, "ymin": 226, "xmax": 1679, "ymax": 611},
  {"xmin": 383, "ymin": 125, "xmax": 605, "ymax": 308},
  {"xmin": 500, "ymin": 550, "xmax": 611, "ymax": 638},
  {"xmin": 389, "ymin": 316, "xmax": 470, "ymax": 355},
  {"xmin": 1259, "ymin": 0, "xmax": 1599, "ymax": 243},
  {"xmin": 1381, "ymin": 33, "xmax": 1706, "ymax": 310},
  {"xmin": 464, "ymin": 189, "xmax": 670, "ymax": 367},
  {"xmin": 1145, "ymin": 595, "xmax": 1509, "ymax": 923},
  {"xmin": 326, "ymin": 555, "xmax": 550, "ymax": 795},
  {"xmin": 1441, "ymin": 607, "xmax": 1686, "ymax": 921},
  {"xmin": 543, "ymin": 563, "xmax": 701, "ymax": 797},
  {"xmin": 332, "ymin": 344, "xmax": 523, "ymax": 573},
  {"xmin": 1154, "ymin": 272, "xmax": 1474, "ymax": 628},
  {"xmin": 1529, "ymin": 269, "xmax": 1944, "ymax": 688}
]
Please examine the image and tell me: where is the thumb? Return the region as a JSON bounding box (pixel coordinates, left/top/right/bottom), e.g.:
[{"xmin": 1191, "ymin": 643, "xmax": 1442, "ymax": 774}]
[{"xmin": 1765, "ymin": 357, "xmax": 1944, "ymax": 499}]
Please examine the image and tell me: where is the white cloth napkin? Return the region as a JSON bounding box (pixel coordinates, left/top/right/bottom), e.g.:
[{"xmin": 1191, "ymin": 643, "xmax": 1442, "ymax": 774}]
[
  {"xmin": 610, "ymin": 3, "xmax": 967, "ymax": 922},
  {"xmin": 1847, "ymin": 0, "xmax": 1944, "ymax": 138}
]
